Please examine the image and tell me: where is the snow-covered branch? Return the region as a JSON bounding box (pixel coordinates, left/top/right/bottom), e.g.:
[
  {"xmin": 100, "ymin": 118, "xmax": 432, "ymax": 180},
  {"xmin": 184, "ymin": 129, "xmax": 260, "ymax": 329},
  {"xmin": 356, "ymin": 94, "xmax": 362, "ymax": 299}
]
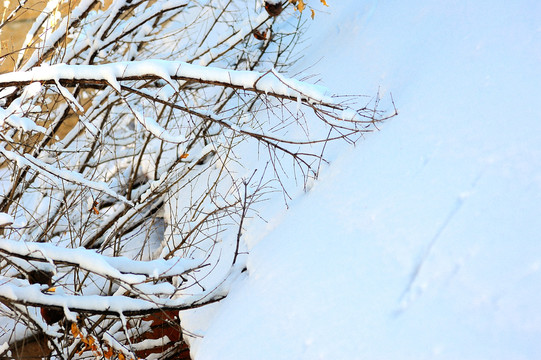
[
  {"xmin": 0, "ymin": 60, "xmax": 336, "ymax": 107},
  {"xmin": 0, "ymin": 280, "xmax": 225, "ymax": 316},
  {"xmin": 0, "ymin": 237, "xmax": 223, "ymax": 317},
  {"xmin": 0, "ymin": 238, "xmax": 201, "ymax": 283}
]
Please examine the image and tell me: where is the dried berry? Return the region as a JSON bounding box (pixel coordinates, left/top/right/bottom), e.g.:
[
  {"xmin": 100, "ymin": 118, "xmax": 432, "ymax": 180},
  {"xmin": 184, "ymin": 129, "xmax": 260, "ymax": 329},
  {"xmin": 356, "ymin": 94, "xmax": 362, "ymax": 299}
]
[
  {"xmin": 264, "ymin": 1, "xmax": 283, "ymax": 16},
  {"xmin": 253, "ymin": 28, "xmax": 268, "ymax": 40}
]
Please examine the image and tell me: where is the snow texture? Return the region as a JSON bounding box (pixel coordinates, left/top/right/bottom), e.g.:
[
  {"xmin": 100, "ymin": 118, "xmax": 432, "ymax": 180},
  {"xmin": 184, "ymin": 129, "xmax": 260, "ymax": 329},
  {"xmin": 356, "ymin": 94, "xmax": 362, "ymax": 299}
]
[
  {"xmin": 0, "ymin": 213, "xmax": 14, "ymax": 226},
  {"xmin": 181, "ymin": 1, "xmax": 541, "ymax": 359}
]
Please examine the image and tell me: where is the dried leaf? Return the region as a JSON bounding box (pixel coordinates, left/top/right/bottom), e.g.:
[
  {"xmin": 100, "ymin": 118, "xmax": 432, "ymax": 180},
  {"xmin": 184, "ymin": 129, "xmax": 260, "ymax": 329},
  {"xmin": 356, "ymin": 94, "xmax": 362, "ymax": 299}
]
[
  {"xmin": 104, "ymin": 345, "xmax": 114, "ymax": 359},
  {"xmin": 253, "ymin": 28, "xmax": 268, "ymax": 40},
  {"xmin": 311, "ymin": 9, "xmax": 315, "ymax": 19},
  {"xmin": 180, "ymin": 153, "xmax": 189, "ymax": 159},
  {"xmin": 297, "ymin": 0, "xmax": 305, "ymax": 12},
  {"xmin": 265, "ymin": 2, "xmax": 284, "ymax": 16},
  {"xmin": 320, "ymin": 0, "xmax": 329, "ymax": 6},
  {"xmin": 71, "ymin": 322, "xmax": 80, "ymax": 337}
]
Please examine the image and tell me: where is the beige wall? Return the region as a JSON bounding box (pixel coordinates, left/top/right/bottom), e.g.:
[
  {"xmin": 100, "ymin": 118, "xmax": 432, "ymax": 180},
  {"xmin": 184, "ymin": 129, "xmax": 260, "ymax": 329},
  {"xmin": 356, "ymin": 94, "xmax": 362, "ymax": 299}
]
[
  {"xmin": 1, "ymin": 0, "xmax": 112, "ymax": 73},
  {"xmin": 2, "ymin": 1, "xmax": 50, "ymax": 72}
]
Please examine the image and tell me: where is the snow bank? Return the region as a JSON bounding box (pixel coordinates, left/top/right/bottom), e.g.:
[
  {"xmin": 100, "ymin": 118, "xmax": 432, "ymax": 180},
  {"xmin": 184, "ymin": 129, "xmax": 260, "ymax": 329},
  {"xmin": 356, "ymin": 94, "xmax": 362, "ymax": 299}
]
[{"xmin": 181, "ymin": 1, "xmax": 541, "ymax": 359}]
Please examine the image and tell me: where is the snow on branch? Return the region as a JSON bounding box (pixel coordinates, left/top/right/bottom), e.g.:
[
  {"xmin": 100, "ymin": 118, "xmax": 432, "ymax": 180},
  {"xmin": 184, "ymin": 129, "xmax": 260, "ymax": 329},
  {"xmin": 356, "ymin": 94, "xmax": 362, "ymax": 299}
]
[
  {"xmin": 0, "ymin": 238, "xmax": 201, "ymax": 284},
  {"xmin": 0, "ymin": 236, "xmax": 226, "ymax": 317},
  {"xmin": 0, "ymin": 279, "xmax": 225, "ymax": 316},
  {"xmin": 0, "ymin": 60, "xmax": 337, "ymax": 107},
  {"xmin": 0, "ymin": 107, "xmax": 46, "ymax": 134},
  {"xmin": 0, "ymin": 147, "xmax": 134, "ymax": 206},
  {"xmin": 0, "ymin": 213, "xmax": 14, "ymax": 227}
]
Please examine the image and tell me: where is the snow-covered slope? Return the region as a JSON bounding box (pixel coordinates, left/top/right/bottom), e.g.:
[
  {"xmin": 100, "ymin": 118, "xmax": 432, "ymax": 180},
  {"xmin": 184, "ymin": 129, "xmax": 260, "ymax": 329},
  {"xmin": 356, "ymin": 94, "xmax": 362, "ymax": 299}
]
[{"xmin": 182, "ymin": 1, "xmax": 541, "ymax": 359}]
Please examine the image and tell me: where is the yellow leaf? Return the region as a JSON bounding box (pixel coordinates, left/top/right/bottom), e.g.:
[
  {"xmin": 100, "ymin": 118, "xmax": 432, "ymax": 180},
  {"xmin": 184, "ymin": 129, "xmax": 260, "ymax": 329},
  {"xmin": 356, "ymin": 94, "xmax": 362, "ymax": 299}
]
[
  {"xmin": 91, "ymin": 201, "xmax": 99, "ymax": 214},
  {"xmin": 320, "ymin": 0, "xmax": 329, "ymax": 6},
  {"xmin": 180, "ymin": 153, "xmax": 189, "ymax": 159},
  {"xmin": 118, "ymin": 353, "xmax": 125, "ymax": 360},
  {"xmin": 46, "ymin": 287, "xmax": 56, "ymax": 292},
  {"xmin": 297, "ymin": 0, "xmax": 305, "ymax": 12},
  {"xmin": 311, "ymin": 9, "xmax": 315, "ymax": 19},
  {"xmin": 71, "ymin": 322, "xmax": 80, "ymax": 337}
]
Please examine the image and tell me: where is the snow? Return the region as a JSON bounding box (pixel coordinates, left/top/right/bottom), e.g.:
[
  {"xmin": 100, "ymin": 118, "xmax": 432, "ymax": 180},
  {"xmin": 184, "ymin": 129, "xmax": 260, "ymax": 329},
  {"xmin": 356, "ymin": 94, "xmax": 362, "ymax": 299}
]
[
  {"xmin": 0, "ymin": 213, "xmax": 14, "ymax": 226},
  {"xmin": 130, "ymin": 336, "xmax": 171, "ymax": 352},
  {"xmin": 0, "ymin": 60, "xmax": 334, "ymax": 105},
  {"xmin": 133, "ymin": 110, "xmax": 186, "ymax": 144},
  {"xmin": 0, "ymin": 147, "xmax": 134, "ymax": 205},
  {"xmin": 0, "ymin": 342, "xmax": 7, "ymax": 354},
  {"xmin": 0, "ymin": 275, "xmax": 223, "ymax": 315},
  {"xmin": 181, "ymin": 1, "xmax": 541, "ymax": 359},
  {"xmin": 0, "ymin": 82, "xmax": 47, "ymax": 133},
  {"xmin": 0, "ymin": 108, "xmax": 47, "ymax": 133},
  {"xmin": 0, "ymin": 238, "xmax": 200, "ymax": 283}
]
